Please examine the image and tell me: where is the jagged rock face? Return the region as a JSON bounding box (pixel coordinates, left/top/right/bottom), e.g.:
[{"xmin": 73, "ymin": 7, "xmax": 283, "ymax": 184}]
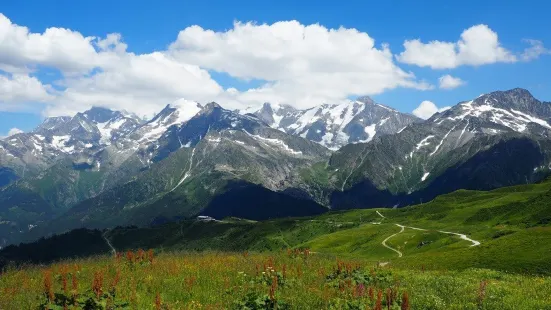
[
  {"xmin": 0, "ymin": 107, "xmax": 142, "ymax": 175},
  {"xmin": 0, "ymin": 100, "xmax": 334, "ymax": 246},
  {"xmin": 150, "ymin": 103, "xmax": 269, "ymax": 162},
  {"xmin": 326, "ymin": 88, "xmax": 551, "ymax": 209},
  {"xmin": 431, "ymin": 88, "xmax": 551, "ymax": 135},
  {"xmin": 243, "ymin": 97, "xmax": 420, "ymax": 150},
  {"xmin": 3, "ymin": 88, "xmax": 551, "ymax": 247}
]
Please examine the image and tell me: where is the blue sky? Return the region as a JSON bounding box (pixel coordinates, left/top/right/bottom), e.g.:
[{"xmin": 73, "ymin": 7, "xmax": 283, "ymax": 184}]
[{"xmin": 0, "ymin": 0, "xmax": 550, "ymax": 135}]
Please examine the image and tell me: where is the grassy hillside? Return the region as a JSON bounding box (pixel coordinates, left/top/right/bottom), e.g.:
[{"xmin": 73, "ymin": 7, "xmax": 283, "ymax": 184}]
[
  {"xmin": 4, "ymin": 178, "xmax": 551, "ymax": 272},
  {"xmin": 104, "ymin": 177, "xmax": 551, "ymax": 273},
  {"xmin": 2, "ymin": 178, "xmax": 551, "ymax": 308},
  {"xmin": 2, "ymin": 251, "xmax": 550, "ymax": 309}
]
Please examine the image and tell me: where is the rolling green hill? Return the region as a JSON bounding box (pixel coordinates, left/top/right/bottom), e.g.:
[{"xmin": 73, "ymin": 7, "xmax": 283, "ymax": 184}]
[
  {"xmin": 2, "ymin": 176, "xmax": 551, "ymax": 309},
  {"xmin": 3, "ymin": 177, "xmax": 551, "ymax": 276}
]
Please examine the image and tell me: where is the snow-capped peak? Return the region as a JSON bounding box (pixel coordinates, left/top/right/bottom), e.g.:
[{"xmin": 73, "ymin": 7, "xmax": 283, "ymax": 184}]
[
  {"xmin": 82, "ymin": 107, "xmax": 122, "ymax": 124},
  {"xmin": 432, "ymin": 88, "xmax": 551, "ymax": 134},
  {"xmin": 247, "ymin": 98, "xmax": 419, "ymax": 149},
  {"xmin": 168, "ymin": 99, "xmax": 203, "ymax": 124},
  {"xmin": 135, "ymin": 99, "xmax": 202, "ymax": 144}
]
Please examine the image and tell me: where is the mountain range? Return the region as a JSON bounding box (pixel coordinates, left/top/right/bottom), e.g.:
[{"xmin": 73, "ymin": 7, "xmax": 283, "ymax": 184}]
[
  {"xmin": 1, "ymin": 88, "xmax": 550, "ymax": 247},
  {"xmin": 242, "ymin": 96, "xmax": 420, "ymax": 150}
]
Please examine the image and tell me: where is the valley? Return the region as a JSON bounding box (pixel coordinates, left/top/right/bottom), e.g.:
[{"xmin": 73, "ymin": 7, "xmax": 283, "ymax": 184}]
[
  {"xmin": 1, "ymin": 5, "xmax": 550, "ymax": 308},
  {"xmin": 2, "ymin": 175, "xmax": 551, "ymax": 309},
  {"xmin": 2, "ymin": 88, "xmax": 551, "ymax": 249},
  {"xmin": 2, "ymin": 88, "xmax": 551, "ymax": 309}
]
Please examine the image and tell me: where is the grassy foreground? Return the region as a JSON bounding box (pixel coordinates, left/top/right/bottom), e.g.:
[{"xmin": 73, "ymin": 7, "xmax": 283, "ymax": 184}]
[
  {"xmin": 2, "ymin": 251, "xmax": 551, "ymax": 310},
  {"xmin": 3, "ymin": 179, "xmax": 551, "ymax": 308}
]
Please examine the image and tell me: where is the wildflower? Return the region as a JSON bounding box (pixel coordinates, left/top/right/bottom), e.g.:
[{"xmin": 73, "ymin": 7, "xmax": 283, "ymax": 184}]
[
  {"xmin": 368, "ymin": 286, "xmax": 374, "ymax": 301},
  {"xmin": 354, "ymin": 283, "xmax": 366, "ymax": 298},
  {"xmin": 43, "ymin": 270, "xmax": 54, "ymax": 302},
  {"xmin": 71, "ymin": 270, "xmax": 79, "ymax": 306},
  {"xmin": 375, "ymin": 289, "xmax": 383, "ymax": 310},
  {"xmin": 386, "ymin": 288, "xmax": 393, "ymax": 309},
  {"xmin": 155, "ymin": 292, "xmax": 162, "ymax": 310},
  {"xmin": 72, "ymin": 271, "xmax": 78, "ymax": 292},
  {"xmin": 61, "ymin": 267, "xmax": 68, "ymax": 294},
  {"xmin": 111, "ymin": 269, "xmax": 121, "ymax": 290},
  {"xmin": 269, "ymin": 275, "xmax": 278, "ymax": 301},
  {"xmin": 92, "ymin": 271, "xmax": 104, "ymax": 299},
  {"xmin": 477, "ymin": 280, "xmax": 488, "ymax": 307},
  {"xmin": 401, "ymin": 291, "xmax": 410, "ymax": 310},
  {"xmin": 137, "ymin": 249, "xmax": 145, "ymax": 262}
]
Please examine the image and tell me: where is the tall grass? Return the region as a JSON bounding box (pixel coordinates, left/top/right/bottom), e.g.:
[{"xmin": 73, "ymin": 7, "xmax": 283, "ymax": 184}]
[{"xmin": 1, "ymin": 250, "xmax": 550, "ymax": 309}]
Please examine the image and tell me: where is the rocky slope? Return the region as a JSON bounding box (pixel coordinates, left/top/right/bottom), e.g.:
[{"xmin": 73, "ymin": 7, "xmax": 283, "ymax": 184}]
[
  {"xmin": 0, "ymin": 102, "xmax": 332, "ymax": 246},
  {"xmin": 243, "ymin": 97, "xmax": 421, "ymax": 150},
  {"xmin": 2, "ymin": 88, "xmax": 551, "ymax": 247},
  {"xmin": 318, "ymin": 88, "xmax": 551, "ymax": 209}
]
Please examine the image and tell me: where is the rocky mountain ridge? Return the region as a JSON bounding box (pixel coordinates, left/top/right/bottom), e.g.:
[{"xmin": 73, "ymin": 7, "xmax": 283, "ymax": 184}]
[
  {"xmin": 242, "ymin": 97, "xmax": 421, "ymax": 150},
  {"xmin": 1, "ymin": 88, "xmax": 551, "ymax": 247}
]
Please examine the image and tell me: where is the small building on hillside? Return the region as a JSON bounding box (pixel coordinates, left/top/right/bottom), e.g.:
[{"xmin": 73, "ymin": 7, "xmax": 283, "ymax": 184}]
[{"xmin": 196, "ymin": 215, "xmax": 216, "ymax": 222}]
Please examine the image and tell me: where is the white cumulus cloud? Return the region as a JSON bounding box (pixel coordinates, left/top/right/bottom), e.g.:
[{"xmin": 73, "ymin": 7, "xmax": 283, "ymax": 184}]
[
  {"xmin": 0, "ymin": 15, "xmax": 435, "ymax": 116},
  {"xmin": 397, "ymin": 24, "xmax": 517, "ymax": 69},
  {"xmin": 438, "ymin": 74, "xmax": 465, "ymax": 89},
  {"xmin": 0, "ymin": 14, "xmax": 224, "ymax": 117},
  {"xmin": 168, "ymin": 21, "xmax": 432, "ymax": 109},
  {"xmin": 0, "ymin": 14, "xmax": 101, "ymax": 74},
  {"xmin": 0, "ymin": 15, "xmax": 547, "ymax": 118},
  {"xmin": 412, "ymin": 100, "xmax": 450, "ymax": 119},
  {"xmin": 48, "ymin": 52, "xmax": 224, "ymax": 117},
  {"xmin": 521, "ymin": 39, "xmax": 551, "ymax": 61},
  {"xmin": 0, "ymin": 73, "xmax": 53, "ymax": 111},
  {"xmin": 7, "ymin": 127, "xmax": 23, "ymax": 136}
]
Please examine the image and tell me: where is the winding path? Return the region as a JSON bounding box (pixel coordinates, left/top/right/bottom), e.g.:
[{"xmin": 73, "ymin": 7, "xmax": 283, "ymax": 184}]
[
  {"xmin": 375, "ymin": 210, "xmax": 481, "ymax": 258},
  {"xmin": 102, "ymin": 230, "xmax": 116, "ymax": 256},
  {"xmin": 381, "ymin": 224, "xmax": 405, "ymax": 257},
  {"xmin": 438, "ymin": 230, "xmax": 481, "ymax": 247}
]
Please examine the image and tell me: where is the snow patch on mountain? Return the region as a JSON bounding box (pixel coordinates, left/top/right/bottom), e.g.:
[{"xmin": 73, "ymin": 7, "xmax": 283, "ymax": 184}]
[
  {"xmin": 97, "ymin": 118, "xmax": 126, "ymax": 144},
  {"xmin": 438, "ymin": 96, "xmax": 551, "ymax": 134},
  {"xmin": 511, "ymin": 109, "xmax": 551, "ymax": 129},
  {"xmin": 246, "ymin": 98, "xmax": 420, "ymax": 149},
  {"xmin": 363, "ymin": 124, "xmax": 377, "ymax": 142},
  {"xmin": 321, "ymin": 132, "xmax": 335, "ymax": 148},
  {"xmin": 139, "ymin": 100, "xmax": 201, "ymax": 143},
  {"xmin": 421, "ymin": 172, "xmax": 430, "ymax": 182},
  {"xmin": 288, "ymin": 107, "xmax": 319, "ymax": 132},
  {"xmin": 245, "ymin": 131, "xmax": 303, "ymax": 155},
  {"xmin": 406, "ymin": 135, "xmax": 435, "ymax": 159},
  {"xmin": 51, "ymin": 135, "xmax": 74, "ymax": 153},
  {"xmin": 415, "ymin": 135, "xmax": 435, "ymax": 150},
  {"xmin": 171, "ymin": 99, "xmax": 202, "ymax": 124},
  {"xmin": 430, "ymin": 125, "xmax": 457, "ymax": 156}
]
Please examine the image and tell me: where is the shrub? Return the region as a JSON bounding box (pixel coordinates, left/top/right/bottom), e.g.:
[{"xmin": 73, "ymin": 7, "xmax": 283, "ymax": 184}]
[{"xmin": 232, "ymin": 292, "xmax": 290, "ymax": 310}]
